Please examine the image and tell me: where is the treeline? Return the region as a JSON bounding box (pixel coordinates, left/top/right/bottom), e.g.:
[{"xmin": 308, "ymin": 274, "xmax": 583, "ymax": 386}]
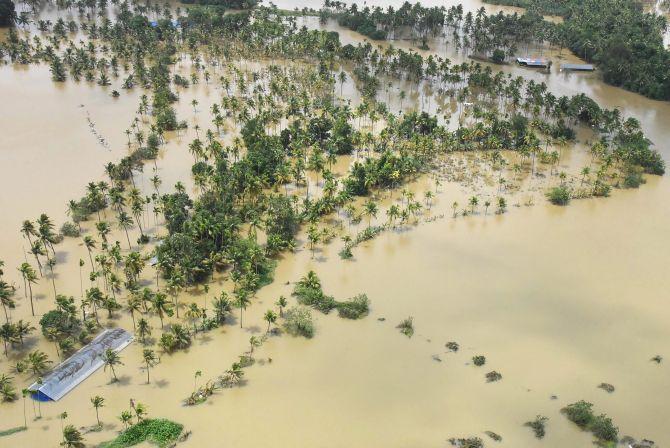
[
  {"xmin": 485, "ymin": 0, "xmax": 670, "ymax": 100},
  {"xmin": 0, "ymin": 0, "xmax": 15, "ymax": 27},
  {"xmin": 178, "ymin": 0, "xmax": 258, "ymax": 9},
  {"xmin": 323, "ymin": 2, "xmax": 559, "ymax": 64}
]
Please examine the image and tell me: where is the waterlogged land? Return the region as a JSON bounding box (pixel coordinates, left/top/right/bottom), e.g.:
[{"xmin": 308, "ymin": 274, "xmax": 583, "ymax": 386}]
[{"xmin": 1, "ymin": 1, "xmax": 670, "ymax": 447}]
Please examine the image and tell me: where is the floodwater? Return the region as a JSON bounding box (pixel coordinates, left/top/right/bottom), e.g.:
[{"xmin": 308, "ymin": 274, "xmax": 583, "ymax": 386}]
[{"xmin": 1, "ymin": 1, "xmax": 670, "ymax": 447}]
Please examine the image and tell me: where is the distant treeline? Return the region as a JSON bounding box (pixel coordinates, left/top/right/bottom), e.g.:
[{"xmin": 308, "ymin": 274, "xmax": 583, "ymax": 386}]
[
  {"xmin": 179, "ymin": 0, "xmax": 258, "ymax": 9},
  {"xmin": 485, "ymin": 0, "xmax": 670, "ymax": 100},
  {"xmin": 324, "ymin": 0, "xmax": 670, "ymax": 101}
]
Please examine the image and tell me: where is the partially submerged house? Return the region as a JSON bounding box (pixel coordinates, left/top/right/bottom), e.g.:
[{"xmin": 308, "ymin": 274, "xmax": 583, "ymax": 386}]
[
  {"xmin": 516, "ymin": 57, "xmax": 550, "ymax": 68},
  {"xmin": 28, "ymin": 328, "xmax": 133, "ymax": 401},
  {"xmin": 560, "ymin": 63, "xmax": 595, "ymax": 72}
]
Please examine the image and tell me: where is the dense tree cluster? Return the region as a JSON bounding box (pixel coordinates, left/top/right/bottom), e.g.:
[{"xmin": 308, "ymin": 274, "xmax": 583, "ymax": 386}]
[{"xmin": 485, "ymin": 0, "xmax": 670, "ymax": 99}]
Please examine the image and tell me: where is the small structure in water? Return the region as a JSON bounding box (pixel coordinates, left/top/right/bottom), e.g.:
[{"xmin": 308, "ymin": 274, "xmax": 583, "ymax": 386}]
[
  {"xmin": 516, "ymin": 57, "xmax": 550, "ymax": 68},
  {"xmin": 560, "ymin": 63, "xmax": 595, "ymax": 72},
  {"xmin": 28, "ymin": 328, "xmax": 133, "ymax": 401}
]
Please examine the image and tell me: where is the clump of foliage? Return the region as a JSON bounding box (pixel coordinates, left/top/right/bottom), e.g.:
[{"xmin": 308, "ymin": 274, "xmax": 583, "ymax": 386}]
[
  {"xmin": 0, "ymin": 0, "xmax": 16, "ymax": 27},
  {"xmin": 485, "ymin": 431, "xmax": 502, "ymax": 442},
  {"xmin": 39, "ymin": 309, "xmax": 81, "ymax": 338},
  {"xmin": 293, "ymin": 271, "xmax": 337, "ymax": 313},
  {"xmin": 622, "ymin": 169, "xmax": 645, "ymax": 189},
  {"xmin": 60, "ymin": 222, "xmax": 80, "ymax": 237},
  {"xmin": 185, "ymin": 381, "xmax": 219, "ymax": 406},
  {"xmin": 472, "ymin": 355, "xmax": 486, "ymax": 366},
  {"xmin": 563, "ymin": 400, "xmax": 619, "ymax": 443},
  {"xmin": 100, "ymin": 418, "xmax": 184, "ymax": 448},
  {"xmin": 336, "ymin": 294, "xmax": 370, "ymax": 319},
  {"xmin": 486, "ymin": 371, "xmax": 502, "ymax": 382},
  {"xmin": 396, "ymin": 317, "xmax": 414, "ymax": 338},
  {"xmin": 547, "ymin": 186, "xmax": 571, "ymax": 205},
  {"xmin": 525, "ymin": 415, "xmax": 548, "ymax": 438},
  {"xmin": 293, "ymin": 272, "xmax": 370, "ymax": 319},
  {"xmin": 446, "ymin": 341, "xmax": 459, "ymax": 352},
  {"xmin": 0, "ymin": 426, "xmax": 26, "ymax": 437},
  {"xmin": 158, "ymin": 325, "xmax": 191, "ymax": 353},
  {"xmin": 598, "ymin": 383, "xmax": 615, "ymax": 393},
  {"xmin": 283, "ymin": 306, "xmax": 315, "ymax": 338},
  {"xmin": 447, "ymin": 437, "xmax": 483, "ymax": 448}
]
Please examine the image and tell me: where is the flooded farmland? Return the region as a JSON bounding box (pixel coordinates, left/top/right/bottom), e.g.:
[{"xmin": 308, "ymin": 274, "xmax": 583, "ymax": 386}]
[{"xmin": 1, "ymin": 0, "xmax": 669, "ymax": 447}]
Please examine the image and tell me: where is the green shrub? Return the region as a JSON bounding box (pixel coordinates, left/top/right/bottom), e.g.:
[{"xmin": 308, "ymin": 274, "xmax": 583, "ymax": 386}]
[
  {"xmin": 491, "ymin": 49, "xmax": 506, "ymax": 64},
  {"xmin": 591, "ymin": 414, "xmax": 618, "ymax": 441},
  {"xmin": 525, "ymin": 415, "xmax": 548, "ymax": 438},
  {"xmin": 472, "ymin": 355, "xmax": 486, "ymax": 366},
  {"xmin": 60, "ymin": 222, "xmax": 80, "ymax": 237},
  {"xmin": 39, "ymin": 310, "xmax": 80, "ymax": 338},
  {"xmin": 396, "ymin": 317, "xmax": 414, "ymax": 337},
  {"xmin": 485, "ymin": 371, "xmax": 502, "ymax": 382},
  {"xmin": 563, "ymin": 400, "xmax": 594, "ymax": 427},
  {"xmin": 283, "ymin": 306, "xmax": 314, "ymax": 338},
  {"xmin": 336, "ymin": 294, "xmax": 369, "ymax": 319},
  {"xmin": 622, "ymin": 169, "xmax": 645, "ymax": 188},
  {"xmin": 100, "ymin": 418, "xmax": 183, "ymax": 448},
  {"xmin": 547, "ymin": 186, "xmax": 571, "ymax": 205}
]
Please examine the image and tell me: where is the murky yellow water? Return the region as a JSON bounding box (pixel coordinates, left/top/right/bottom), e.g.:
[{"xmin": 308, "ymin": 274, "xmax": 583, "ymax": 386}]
[{"xmin": 1, "ymin": 1, "xmax": 670, "ymax": 447}]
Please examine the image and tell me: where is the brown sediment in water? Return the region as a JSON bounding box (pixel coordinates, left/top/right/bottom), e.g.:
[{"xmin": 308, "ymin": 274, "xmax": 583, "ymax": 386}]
[{"xmin": 1, "ymin": 2, "xmax": 670, "ymax": 447}]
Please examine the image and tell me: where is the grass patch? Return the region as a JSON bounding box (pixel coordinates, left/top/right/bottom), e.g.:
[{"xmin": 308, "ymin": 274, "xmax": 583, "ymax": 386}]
[
  {"xmin": 0, "ymin": 426, "xmax": 27, "ymax": 437},
  {"xmin": 100, "ymin": 419, "xmax": 184, "ymax": 448}
]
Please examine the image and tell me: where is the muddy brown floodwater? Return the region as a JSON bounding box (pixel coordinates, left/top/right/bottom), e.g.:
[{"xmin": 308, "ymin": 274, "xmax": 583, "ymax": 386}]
[{"xmin": 1, "ymin": 0, "xmax": 670, "ymax": 447}]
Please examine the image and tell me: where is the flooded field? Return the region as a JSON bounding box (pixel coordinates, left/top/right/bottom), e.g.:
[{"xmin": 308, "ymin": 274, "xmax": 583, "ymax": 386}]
[{"xmin": 1, "ymin": 1, "xmax": 669, "ymax": 447}]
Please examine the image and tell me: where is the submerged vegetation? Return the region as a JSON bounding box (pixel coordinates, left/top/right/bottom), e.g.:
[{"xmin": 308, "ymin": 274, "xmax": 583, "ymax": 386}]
[
  {"xmin": 484, "ymin": 0, "xmax": 670, "ymax": 100},
  {"xmin": 293, "ymin": 271, "xmax": 370, "ymax": 319},
  {"xmin": 0, "ymin": 0, "xmax": 666, "ymax": 445},
  {"xmin": 563, "ymin": 400, "xmax": 619, "ymax": 443},
  {"xmin": 100, "ymin": 418, "xmax": 184, "ymax": 448}
]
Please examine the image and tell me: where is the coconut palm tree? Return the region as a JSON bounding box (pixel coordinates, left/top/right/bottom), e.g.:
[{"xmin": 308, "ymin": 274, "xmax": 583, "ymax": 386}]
[
  {"xmin": 102, "ymin": 349, "xmax": 122, "ymax": 382},
  {"xmin": 119, "ymin": 411, "xmax": 133, "ymax": 429},
  {"xmin": 61, "ymin": 425, "xmax": 85, "ymax": 448},
  {"xmin": 234, "ymin": 290, "xmax": 251, "ymax": 328},
  {"xmin": 276, "ymin": 296, "xmax": 287, "ymax": 318},
  {"xmin": 212, "ymin": 292, "xmax": 231, "ymax": 324},
  {"xmin": 19, "ymin": 262, "xmax": 37, "ymax": 316},
  {"xmin": 0, "ymin": 323, "xmax": 17, "ymax": 356},
  {"xmin": 125, "ymin": 295, "xmax": 142, "ymax": 330},
  {"xmin": 83, "ymin": 236, "xmax": 97, "ymax": 272},
  {"xmin": 142, "ymin": 349, "xmax": 159, "ymax": 384},
  {"xmin": 90, "ymin": 395, "xmax": 104, "ymax": 426},
  {"xmin": 27, "ymin": 350, "xmax": 52, "ymax": 376},
  {"xmin": 264, "ymin": 310, "xmax": 277, "ymax": 334},
  {"xmin": 137, "ymin": 318, "xmax": 151, "ymax": 344},
  {"xmin": 152, "ymin": 292, "xmax": 173, "ymax": 329},
  {"xmin": 117, "ymin": 212, "xmax": 134, "ymax": 250},
  {"xmin": 0, "ymin": 280, "xmax": 16, "ymax": 323}
]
